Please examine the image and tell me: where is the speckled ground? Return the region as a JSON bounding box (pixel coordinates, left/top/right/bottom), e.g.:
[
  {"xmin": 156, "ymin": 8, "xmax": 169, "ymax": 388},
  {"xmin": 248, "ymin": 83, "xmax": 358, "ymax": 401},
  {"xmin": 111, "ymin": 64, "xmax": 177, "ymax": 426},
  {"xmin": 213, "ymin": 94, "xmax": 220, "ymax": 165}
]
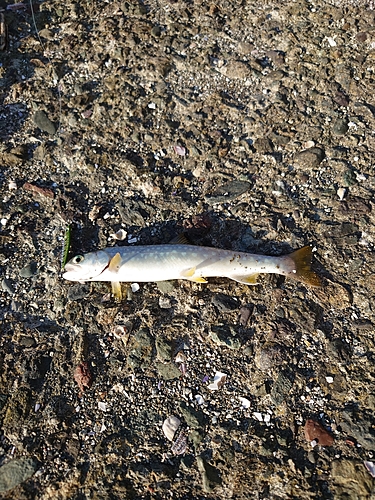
[{"xmin": 0, "ymin": 1, "xmax": 375, "ymax": 498}]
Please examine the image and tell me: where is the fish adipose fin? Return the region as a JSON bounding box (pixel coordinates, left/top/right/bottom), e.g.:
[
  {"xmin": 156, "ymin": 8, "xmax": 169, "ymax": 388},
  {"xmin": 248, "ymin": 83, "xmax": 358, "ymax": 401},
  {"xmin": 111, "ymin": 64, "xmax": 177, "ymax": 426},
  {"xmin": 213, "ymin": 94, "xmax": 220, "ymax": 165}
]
[
  {"xmin": 181, "ymin": 266, "xmax": 208, "ymax": 283},
  {"xmin": 288, "ymin": 246, "xmax": 321, "ymax": 287},
  {"xmin": 231, "ymin": 273, "xmax": 260, "ymax": 285}
]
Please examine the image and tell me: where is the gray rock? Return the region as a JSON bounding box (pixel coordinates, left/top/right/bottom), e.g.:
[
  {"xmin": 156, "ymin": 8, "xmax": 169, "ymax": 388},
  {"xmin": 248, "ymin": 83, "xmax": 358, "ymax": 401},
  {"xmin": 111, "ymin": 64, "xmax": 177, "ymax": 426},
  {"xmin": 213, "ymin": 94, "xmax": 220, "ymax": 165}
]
[
  {"xmin": 156, "ymin": 362, "xmax": 181, "ymax": 380},
  {"xmin": 331, "ymin": 459, "xmax": 373, "ymax": 499},
  {"xmin": 196, "ymin": 455, "xmax": 222, "ymax": 493},
  {"xmin": 156, "ymin": 281, "xmax": 176, "ymax": 294},
  {"xmin": 294, "ymin": 147, "xmax": 325, "ymax": 168},
  {"xmin": 254, "ymin": 343, "xmax": 286, "ymax": 371},
  {"xmin": 19, "ymin": 262, "xmax": 37, "ymax": 278},
  {"xmin": 126, "ymin": 328, "xmax": 154, "ymax": 369},
  {"xmin": 155, "ymin": 336, "xmax": 172, "ymax": 361},
  {"xmin": 333, "ymin": 117, "xmax": 349, "ymax": 136},
  {"xmin": 212, "ymin": 293, "xmax": 238, "ymax": 312},
  {"xmin": 66, "ymin": 284, "xmax": 91, "ymax": 301},
  {"xmin": 0, "ymin": 458, "xmax": 38, "ymax": 493},
  {"xmin": 205, "ymin": 180, "xmax": 252, "ymax": 204},
  {"xmin": 338, "ymin": 407, "xmax": 375, "ymax": 449},
  {"xmin": 33, "ymin": 110, "xmax": 56, "ymax": 135},
  {"xmin": 210, "ymin": 325, "xmax": 241, "ymax": 350},
  {"xmin": 178, "ymin": 401, "xmax": 206, "ymax": 428},
  {"xmin": 270, "ymin": 370, "xmax": 295, "ymax": 406}
]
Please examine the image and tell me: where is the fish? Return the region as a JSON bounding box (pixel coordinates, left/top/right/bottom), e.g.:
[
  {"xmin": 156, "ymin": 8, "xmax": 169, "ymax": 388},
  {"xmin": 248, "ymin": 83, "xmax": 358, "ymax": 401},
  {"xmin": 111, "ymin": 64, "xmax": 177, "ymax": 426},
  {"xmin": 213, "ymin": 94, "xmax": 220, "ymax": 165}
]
[{"xmin": 63, "ymin": 240, "xmax": 321, "ymax": 299}]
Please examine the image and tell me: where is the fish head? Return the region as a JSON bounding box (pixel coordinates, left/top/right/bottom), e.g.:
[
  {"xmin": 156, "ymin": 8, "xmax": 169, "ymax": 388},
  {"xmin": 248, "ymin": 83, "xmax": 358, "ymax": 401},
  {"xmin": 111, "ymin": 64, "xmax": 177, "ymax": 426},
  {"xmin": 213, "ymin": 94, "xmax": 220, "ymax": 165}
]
[{"xmin": 62, "ymin": 250, "xmax": 110, "ymax": 282}]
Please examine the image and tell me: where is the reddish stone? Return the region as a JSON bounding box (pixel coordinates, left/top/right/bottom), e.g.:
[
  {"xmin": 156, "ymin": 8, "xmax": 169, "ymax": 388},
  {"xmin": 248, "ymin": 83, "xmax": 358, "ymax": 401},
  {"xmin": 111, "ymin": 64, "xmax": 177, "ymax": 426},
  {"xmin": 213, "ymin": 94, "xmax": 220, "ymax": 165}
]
[
  {"xmin": 74, "ymin": 362, "xmax": 93, "ymax": 393},
  {"xmin": 304, "ymin": 419, "xmax": 334, "ymax": 446}
]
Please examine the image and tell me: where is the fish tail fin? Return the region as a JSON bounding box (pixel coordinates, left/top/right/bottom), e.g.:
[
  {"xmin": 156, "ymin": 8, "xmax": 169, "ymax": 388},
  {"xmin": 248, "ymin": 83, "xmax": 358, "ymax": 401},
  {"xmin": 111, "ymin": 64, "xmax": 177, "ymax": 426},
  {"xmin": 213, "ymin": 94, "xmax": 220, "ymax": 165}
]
[{"xmin": 288, "ymin": 246, "xmax": 322, "ymax": 287}]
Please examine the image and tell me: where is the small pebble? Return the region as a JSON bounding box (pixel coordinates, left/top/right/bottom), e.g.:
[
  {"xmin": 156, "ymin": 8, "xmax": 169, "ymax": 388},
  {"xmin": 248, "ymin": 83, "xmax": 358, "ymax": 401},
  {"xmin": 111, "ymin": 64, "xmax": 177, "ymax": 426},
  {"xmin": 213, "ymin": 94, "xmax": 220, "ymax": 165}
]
[{"xmin": 1, "ymin": 278, "xmax": 15, "ymax": 295}]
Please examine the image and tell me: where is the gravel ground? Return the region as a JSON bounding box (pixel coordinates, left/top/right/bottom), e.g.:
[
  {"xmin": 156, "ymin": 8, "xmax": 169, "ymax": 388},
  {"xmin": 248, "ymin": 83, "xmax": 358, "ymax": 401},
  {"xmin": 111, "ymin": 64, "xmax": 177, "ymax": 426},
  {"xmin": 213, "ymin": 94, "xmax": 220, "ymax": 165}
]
[{"xmin": 1, "ymin": 0, "xmax": 375, "ymax": 498}]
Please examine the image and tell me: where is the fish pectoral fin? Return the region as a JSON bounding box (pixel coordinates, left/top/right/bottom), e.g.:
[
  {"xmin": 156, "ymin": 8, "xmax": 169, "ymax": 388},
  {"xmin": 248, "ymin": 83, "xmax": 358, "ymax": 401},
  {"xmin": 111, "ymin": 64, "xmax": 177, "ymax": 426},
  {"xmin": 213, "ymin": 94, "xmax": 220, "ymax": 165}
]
[
  {"xmin": 108, "ymin": 252, "xmax": 122, "ymax": 273},
  {"xmin": 181, "ymin": 266, "xmax": 208, "ymax": 283},
  {"xmin": 231, "ymin": 273, "xmax": 260, "ymax": 285},
  {"xmin": 111, "ymin": 281, "xmax": 122, "ymax": 301}
]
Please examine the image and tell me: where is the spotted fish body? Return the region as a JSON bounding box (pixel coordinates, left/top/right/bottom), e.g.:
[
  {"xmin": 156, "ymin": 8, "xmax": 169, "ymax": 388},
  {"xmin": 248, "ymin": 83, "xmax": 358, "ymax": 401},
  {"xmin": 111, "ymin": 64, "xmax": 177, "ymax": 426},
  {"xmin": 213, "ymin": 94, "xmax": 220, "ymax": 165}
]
[{"xmin": 63, "ymin": 243, "xmax": 321, "ymax": 290}]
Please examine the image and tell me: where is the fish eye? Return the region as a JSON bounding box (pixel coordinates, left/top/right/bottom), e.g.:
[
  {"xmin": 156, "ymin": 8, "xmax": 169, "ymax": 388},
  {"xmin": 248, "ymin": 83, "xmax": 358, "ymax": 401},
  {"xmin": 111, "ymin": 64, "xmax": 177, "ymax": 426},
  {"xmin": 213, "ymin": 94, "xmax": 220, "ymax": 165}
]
[{"xmin": 72, "ymin": 255, "xmax": 84, "ymax": 264}]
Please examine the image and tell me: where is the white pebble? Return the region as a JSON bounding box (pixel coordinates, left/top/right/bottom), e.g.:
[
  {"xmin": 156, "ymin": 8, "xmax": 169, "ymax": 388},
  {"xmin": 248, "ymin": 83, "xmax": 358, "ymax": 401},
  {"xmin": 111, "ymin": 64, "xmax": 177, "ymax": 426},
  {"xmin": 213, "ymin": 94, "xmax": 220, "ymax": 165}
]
[
  {"xmin": 326, "ymin": 376, "xmax": 334, "ymax": 384},
  {"xmin": 131, "ymin": 283, "xmax": 140, "ymax": 293}
]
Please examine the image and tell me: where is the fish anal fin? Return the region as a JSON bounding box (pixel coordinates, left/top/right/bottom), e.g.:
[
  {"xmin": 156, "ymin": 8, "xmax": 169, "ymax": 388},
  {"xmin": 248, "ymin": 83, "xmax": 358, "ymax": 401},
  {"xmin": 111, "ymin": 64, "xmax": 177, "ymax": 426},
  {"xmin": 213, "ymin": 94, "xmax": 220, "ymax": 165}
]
[
  {"xmin": 108, "ymin": 252, "xmax": 122, "ymax": 273},
  {"xmin": 288, "ymin": 245, "xmax": 322, "ymax": 287},
  {"xmin": 231, "ymin": 273, "xmax": 260, "ymax": 285},
  {"xmin": 181, "ymin": 266, "xmax": 208, "ymax": 283},
  {"xmin": 190, "ymin": 276, "xmax": 208, "ymax": 283},
  {"xmin": 111, "ymin": 281, "xmax": 122, "ymax": 301}
]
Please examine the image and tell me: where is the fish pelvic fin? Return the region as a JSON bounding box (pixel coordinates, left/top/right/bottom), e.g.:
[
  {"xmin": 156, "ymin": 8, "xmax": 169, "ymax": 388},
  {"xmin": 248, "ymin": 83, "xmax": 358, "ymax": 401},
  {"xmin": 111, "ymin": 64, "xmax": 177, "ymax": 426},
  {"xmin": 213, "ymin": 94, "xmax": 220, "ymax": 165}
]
[
  {"xmin": 111, "ymin": 280, "xmax": 122, "ymax": 301},
  {"xmin": 288, "ymin": 246, "xmax": 321, "ymax": 287},
  {"xmin": 108, "ymin": 252, "xmax": 122, "ymax": 273},
  {"xmin": 231, "ymin": 273, "xmax": 260, "ymax": 285},
  {"xmin": 181, "ymin": 266, "xmax": 208, "ymax": 283}
]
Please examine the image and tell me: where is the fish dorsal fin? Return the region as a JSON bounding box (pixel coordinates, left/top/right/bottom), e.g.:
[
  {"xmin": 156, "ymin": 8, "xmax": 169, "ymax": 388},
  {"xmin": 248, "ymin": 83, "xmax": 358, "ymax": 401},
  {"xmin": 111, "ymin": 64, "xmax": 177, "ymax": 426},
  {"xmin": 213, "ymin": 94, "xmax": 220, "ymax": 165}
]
[
  {"xmin": 231, "ymin": 273, "xmax": 260, "ymax": 285},
  {"xmin": 111, "ymin": 281, "xmax": 122, "ymax": 301},
  {"xmin": 108, "ymin": 252, "xmax": 122, "ymax": 273},
  {"xmin": 169, "ymin": 233, "xmax": 190, "ymax": 245},
  {"xmin": 181, "ymin": 266, "xmax": 208, "ymax": 283}
]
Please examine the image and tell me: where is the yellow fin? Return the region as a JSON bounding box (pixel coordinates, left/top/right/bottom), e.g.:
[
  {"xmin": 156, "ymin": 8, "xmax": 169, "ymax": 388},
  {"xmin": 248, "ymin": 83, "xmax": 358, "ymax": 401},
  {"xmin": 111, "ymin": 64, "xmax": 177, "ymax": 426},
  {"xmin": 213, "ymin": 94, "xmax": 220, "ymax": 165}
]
[
  {"xmin": 111, "ymin": 281, "xmax": 122, "ymax": 301},
  {"xmin": 181, "ymin": 266, "xmax": 208, "ymax": 283},
  {"xmin": 108, "ymin": 252, "xmax": 121, "ymax": 273},
  {"xmin": 288, "ymin": 246, "xmax": 321, "ymax": 287},
  {"xmin": 231, "ymin": 273, "xmax": 260, "ymax": 285}
]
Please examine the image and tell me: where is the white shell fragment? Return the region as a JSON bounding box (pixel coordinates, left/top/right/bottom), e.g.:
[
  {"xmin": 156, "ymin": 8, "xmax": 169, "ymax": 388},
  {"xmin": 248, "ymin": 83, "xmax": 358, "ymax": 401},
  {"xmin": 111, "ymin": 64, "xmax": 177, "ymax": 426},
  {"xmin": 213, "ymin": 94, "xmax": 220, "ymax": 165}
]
[
  {"xmin": 162, "ymin": 415, "xmax": 181, "ymax": 441},
  {"xmin": 8, "ymin": 180, "xmax": 17, "ymax": 190},
  {"xmin": 131, "ymin": 283, "xmax": 140, "ymax": 293},
  {"xmin": 195, "ymin": 394, "xmax": 204, "ymax": 405},
  {"xmin": 174, "ymin": 145, "xmax": 186, "ymax": 156},
  {"xmin": 208, "ymin": 371, "xmax": 227, "ymax": 391},
  {"xmin": 239, "ymin": 397, "xmax": 251, "ymax": 409},
  {"xmin": 336, "ymin": 187, "xmax": 347, "ymax": 200},
  {"xmin": 110, "ymin": 228, "xmax": 127, "ymax": 240},
  {"xmin": 364, "ymin": 461, "xmax": 375, "ymax": 478},
  {"xmin": 98, "ymin": 402, "xmax": 107, "ymax": 412}
]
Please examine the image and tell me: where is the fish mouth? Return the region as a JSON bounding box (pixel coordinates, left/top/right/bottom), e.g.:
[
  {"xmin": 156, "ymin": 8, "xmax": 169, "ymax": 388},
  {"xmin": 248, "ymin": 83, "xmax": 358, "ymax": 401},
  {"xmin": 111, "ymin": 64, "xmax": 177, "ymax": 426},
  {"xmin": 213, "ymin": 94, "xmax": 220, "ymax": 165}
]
[{"xmin": 62, "ymin": 263, "xmax": 92, "ymax": 281}]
